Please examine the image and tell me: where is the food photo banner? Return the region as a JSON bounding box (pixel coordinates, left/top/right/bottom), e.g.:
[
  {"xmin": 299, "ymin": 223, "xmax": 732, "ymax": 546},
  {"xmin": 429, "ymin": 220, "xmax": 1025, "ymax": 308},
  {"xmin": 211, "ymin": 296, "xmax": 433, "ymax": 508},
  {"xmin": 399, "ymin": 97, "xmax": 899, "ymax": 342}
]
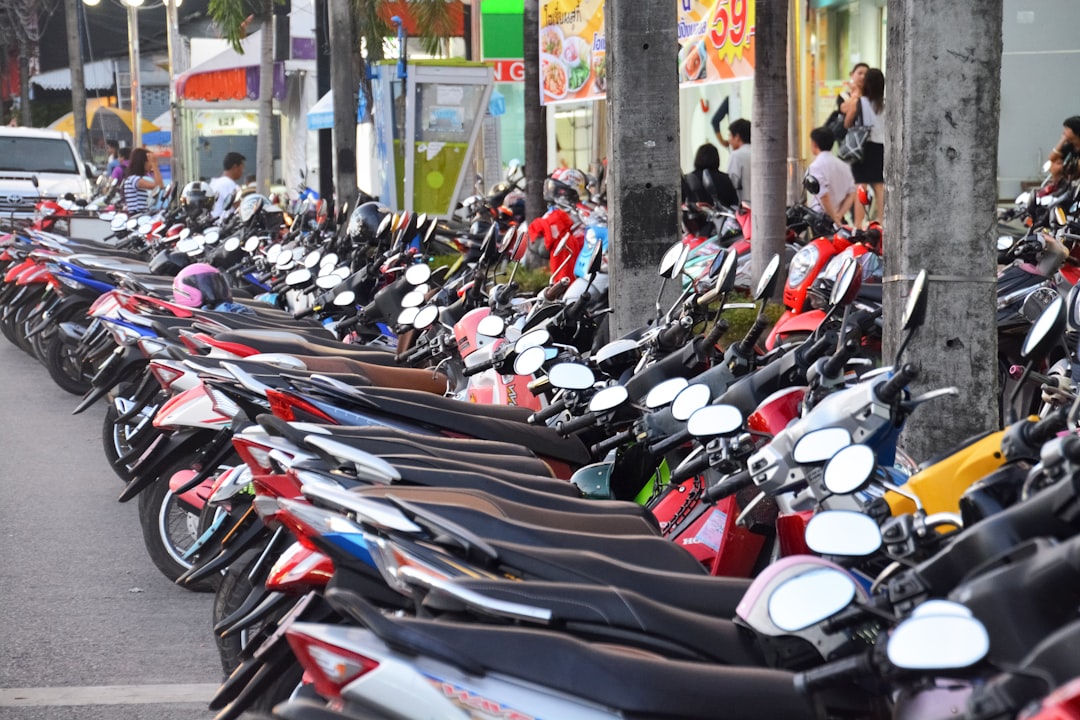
[{"xmin": 539, "ymin": 0, "xmax": 756, "ymax": 106}]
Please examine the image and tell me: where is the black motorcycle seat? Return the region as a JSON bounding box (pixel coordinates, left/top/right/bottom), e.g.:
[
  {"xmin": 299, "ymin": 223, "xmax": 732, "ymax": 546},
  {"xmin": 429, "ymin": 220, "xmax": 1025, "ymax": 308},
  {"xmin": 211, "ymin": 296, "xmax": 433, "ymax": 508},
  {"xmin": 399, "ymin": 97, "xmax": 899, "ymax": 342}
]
[
  {"xmin": 386, "ymin": 455, "xmax": 583, "ymax": 497},
  {"xmin": 211, "ymin": 330, "xmax": 399, "ymax": 365},
  {"xmin": 322, "ymin": 439, "xmax": 549, "ymax": 478},
  {"xmin": 334, "ymin": 594, "xmax": 815, "ymax": 719},
  {"xmin": 430, "ymin": 577, "xmax": 762, "ymax": 664},
  {"xmin": 314, "ymin": 425, "xmax": 539, "ymax": 460},
  {"xmin": 361, "ymin": 487, "xmax": 658, "ymax": 536},
  {"xmin": 345, "ymin": 387, "xmax": 592, "ymax": 466},
  {"xmin": 488, "ymin": 540, "xmax": 754, "ymax": 617},
  {"xmin": 399, "ymin": 502, "xmax": 702, "ymax": 574}
]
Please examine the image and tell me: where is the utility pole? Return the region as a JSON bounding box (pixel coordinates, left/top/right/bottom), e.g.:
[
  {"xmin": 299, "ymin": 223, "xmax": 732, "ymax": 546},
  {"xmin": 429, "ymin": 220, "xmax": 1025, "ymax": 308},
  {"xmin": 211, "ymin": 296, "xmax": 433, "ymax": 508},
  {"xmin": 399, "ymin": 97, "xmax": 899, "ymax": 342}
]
[
  {"xmin": 883, "ymin": 0, "xmax": 1002, "ymax": 460},
  {"xmin": 315, "ymin": 0, "xmax": 332, "ymax": 200},
  {"xmin": 126, "ymin": 3, "xmax": 142, "ymax": 148},
  {"xmin": 329, "ymin": 0, "xmax": 357, "ymax": 213},
  {"xmin": 255, "ymin": 0, "xmax": 274, "ymax": 194},
  {"xmin": 522, "ymin": 0, "xmax": 545, "ymax": 223},
  {"xmin": 165, "ymin": 0, "xmax": 187, "ymax": 186},
  {"xmin": 64, "ymin": 0, "xmax": 88, "ymax": 159},
  {"xmin": 605, "ymin": 1, "xmax": 680, "ymax": 338},
  {"xmin": 750, "ymin": 0, "xmax": 788, "ymax": 289}
]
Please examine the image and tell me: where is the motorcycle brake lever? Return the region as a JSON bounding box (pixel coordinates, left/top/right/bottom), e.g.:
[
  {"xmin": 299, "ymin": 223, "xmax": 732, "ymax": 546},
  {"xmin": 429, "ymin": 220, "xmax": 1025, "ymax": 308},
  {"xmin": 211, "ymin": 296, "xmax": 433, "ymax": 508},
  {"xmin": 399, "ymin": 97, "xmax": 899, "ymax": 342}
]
[{"xmin": 901, "ymin": 387, "xmax": 959, "ymax": 411}]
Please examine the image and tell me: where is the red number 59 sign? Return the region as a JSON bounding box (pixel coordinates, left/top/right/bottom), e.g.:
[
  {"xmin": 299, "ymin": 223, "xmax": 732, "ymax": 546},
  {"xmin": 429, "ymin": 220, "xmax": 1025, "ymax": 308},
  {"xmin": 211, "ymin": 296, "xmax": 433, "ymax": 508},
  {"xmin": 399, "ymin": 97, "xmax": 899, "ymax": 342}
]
[{"xmin": 709, "ymin": 0, "xmax": 752, "ymax": 52}]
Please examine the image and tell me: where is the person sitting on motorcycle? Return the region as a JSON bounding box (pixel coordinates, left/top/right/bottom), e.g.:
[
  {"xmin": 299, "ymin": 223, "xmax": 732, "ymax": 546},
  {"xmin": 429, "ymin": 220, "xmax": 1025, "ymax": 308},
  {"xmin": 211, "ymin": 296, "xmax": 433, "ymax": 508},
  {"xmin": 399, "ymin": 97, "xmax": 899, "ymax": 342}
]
[
  {"xmin": 682, "ymin": 144, "xmax": 739, "ymax": 208},
  {"xmin": 1049, "ymin": 116, "xmax": 1080, "ymax": 181},
  {"xmin": 806, "ymin": 127, "xmax": 856, "ymax": 225},
  {"xmin": 172, "ymin": 263, "xmax": 254, "ymax": 315}
]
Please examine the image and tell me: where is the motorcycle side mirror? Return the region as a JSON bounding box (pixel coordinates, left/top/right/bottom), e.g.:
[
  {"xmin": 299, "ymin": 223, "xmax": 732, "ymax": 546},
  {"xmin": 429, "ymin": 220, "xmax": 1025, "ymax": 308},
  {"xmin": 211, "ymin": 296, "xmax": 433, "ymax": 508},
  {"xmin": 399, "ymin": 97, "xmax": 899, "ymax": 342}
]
[
  {"xmin": 499, "ymin": 227, "xmax": 516, "ymax": 254},
  {"xmin": 304, "ymin": 250, "xmax": 322, "ymax": 268},
  {"xmin": 658, "ymin": 242, "xmax": 684, "ymax": 279},
  {"xmin": 1015, "ymin": 191, "xmax": 1031, "ymax": 207},
  {"xmin": 508, "ymin": 158, "xmax": 522, "ymax": 176},
  {"xmin": 515, "ymin": 329, "xmax": 551, "ymax": 353},
  {"xmin": 753, "ymin": 253, "xmax": 782, "ymax": 301},
  {"xmin": 316, "ymin": 274, "xmax": 341, "ymax": 290},
  {"xmin": 416, "ymin": 213, "xmax": 427, "ymax": 230},
  {"xmin": 224, "ymin": 236, "xmax": 242, "ymax": 253},
  {"xmin": 178, "ymin": 227, "xmax": 192, "ymax": 240},
  {"xmin": 901, "ymin": 269, "xmax": 929, "ymax": 332},
  {"xmin": 477, "ymin": 315, "xmax": 506, "ymax": 338},
  {"xmin": 887, "ymin": 613, "xmax": 989, "ymax": 671},
  {"xmin": 1067, "ymin": 285, "xmax": 1080, "ymax": 332},
  {"xmin": 822, "ymin": 444, "xmax": 877, "ymax": 495},
  {"xmin": 175, "ymin": 237, "xmax": 200, "ymax": 254},
  {"xmin": 645, "ymin": 377, "xmax": 689, "ymax": 409},
  {"xmin": 480, "ymin": 223, "xmax": 500, "ymax": 261},
  {"xmin": 686, "ymin": 404, "xmax": 743, "ymax": 438},
  {"xmin": 707, "ymin": 248, "xmax": 728, "ymax": 279},
  {"xmin": 126, "ymin": 219, "xmax": 139, "ymax": 231},
  {"xmin": 715, "ymin": 247, "xmax": 740, "ymax": 293},
  {"xmin": 412, "ymin": 305, "xmax": 440, "ymax": 330},
  {"xmin": 276, "ymin": 254, "xmax": 295, "ymax": 270},
  {"xmin": 204, "ymin": 229, "xmax": 221, "ymax": 244},
  {"xmin": 701, "ymin": 168, "xmax": 721, "ymax": 204},
  {"xmin": 802, "ymin": 173, "xmax": 821, "ymax": 196},
  {"xmin": 804, "ymin": 511, "xmax": 883, "ymax": 557},
  {"xmin": 857, "ymin": 184, "xmax": 872, "ymax": 207},
  {"xmin": 1021, "ymin": 294, "xmax": 1065, "ymax": 360},
  {"xmin": 997, "ymin": 236, "xmax": 1013, "ymax": 251},
  {"xmin": 266, "ymin": 244, "xmax": 283, "ymax": 263},
  {"xmin": 243, "ymin": 236, "xmax": 261, "ymax": 253},
  {"xmin": 1043, "ymin": 160, "xmax": 1053, "ymax": 173},
  {"xmin": 397, "ymin": 307, "xmax": 420, "ymax": 326},
  {"xmin": 320, "ymin": 252, "xmax": 338, "ymax": 269},
  {"xmin": 767, "ymin": 567, "xmax": 857, "ymax": 632},
  {"xmin": 587, "ymin": 243, "xmax": 605, "ymax": 275},
  {"xmin": 589, "ymin": 385, "xmax": 629, "ymax": 413},
  {"xmin": 333, "ymin": 290, "xmax": 356, "ymax": 307},
  {"xmin": 671, "ymin": 383, "xmax": 712, "ymax": 421},
  {"xmin": 792, "ymin": 428, "xmax": 852, "ymax": 463},
  {"xmin": 405, "ymin": 264, "xmax": 432, "ymax": 286},
  {"xmin": 377, "ymin": 213, "xmax": 394, "ymax": 239},
  {"xmin": 333, "ymin": 266, "xmax": 352, "ymax": 280},
  {"xmin": 110, "ymin": 216, "xmax": 127, "ymax": 232},
  {"xmin": 548, "ymin": 363, "xmax": 595, "ymax": 390},
  {"xmin": 514, "ymin": 345, "xmax": 547, "ymax": 375},
  {"xmin": 829, "ymin": 256, "xmax": 862, "ymax": 307},
  {"xmin": 285, "ymin": 268, "xmax": 312, "ymax": 286},
  {"xmin": 911, "ymin": 600, "xmax": 973, "ymax": 618},
  {"xmin": 401, "ymin": 290, "xmax": 426, "ymax": 309}
]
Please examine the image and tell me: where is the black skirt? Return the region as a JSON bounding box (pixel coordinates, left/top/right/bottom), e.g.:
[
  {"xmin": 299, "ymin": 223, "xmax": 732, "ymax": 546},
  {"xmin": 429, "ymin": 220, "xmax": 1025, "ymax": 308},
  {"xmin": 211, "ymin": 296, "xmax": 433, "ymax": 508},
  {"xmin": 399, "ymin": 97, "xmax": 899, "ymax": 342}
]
[{"xmin": 853, "ymin": 141, "xmax": 884, "ymax": 184}]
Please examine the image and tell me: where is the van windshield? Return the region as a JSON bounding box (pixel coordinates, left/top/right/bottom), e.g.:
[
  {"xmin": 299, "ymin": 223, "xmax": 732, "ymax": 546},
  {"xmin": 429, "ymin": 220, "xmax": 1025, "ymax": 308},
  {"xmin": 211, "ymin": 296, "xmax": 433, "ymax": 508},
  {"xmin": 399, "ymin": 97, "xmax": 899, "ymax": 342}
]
[{"xmin": 0, "ymin": 137, "xmax": 78, "ymax": 174}]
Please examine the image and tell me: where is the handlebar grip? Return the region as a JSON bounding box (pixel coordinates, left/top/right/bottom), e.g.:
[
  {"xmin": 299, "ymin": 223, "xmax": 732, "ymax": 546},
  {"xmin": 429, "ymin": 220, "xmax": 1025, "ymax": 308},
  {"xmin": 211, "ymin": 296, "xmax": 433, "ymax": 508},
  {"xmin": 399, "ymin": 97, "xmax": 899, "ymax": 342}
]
[
  {"xmin": 657, "ymin": 321, "xmax": 687, "ymax": 350},
  {"xmin": 650, "ymin": 428, "xmax": 691, "ymax": 456},
  {"xmin": 696, "ymin": 285, "xmax": 721, "ymax": 308},
  {"xmin": 557, "ymin": 411, "xmax": 597, "ymax": 435},
  {"xmin": 462, "ymin": 357, "xmax": 497, "ymax": 377},
  {"xmin": 704, "ymin": 318, "xmax": 730, "ymax": 349},
  {"xmin": 794, "ymin": 653, "xmax": 874, "ymax": 695},
  {"xmin": 336, "ymin": 315, "xmax": 361, "ymax": 332},
  {"xmin": 591, "ymin": 429, "xmax": 635, "ymax": 457},
  {"xmin": 822, "ymin": 339, "xmax": 857, "ymax": 379},
  {"xmin": 1028, "ymin": 409, "xmax": 1067, "ymax": 446},
  {"xmin": 703, "ymin": 468, "xmax": 753, "ymax": 502},
  {"xmin": 671, "ymin": 452, "xmax": 712, "ymax": 483},
  {"xmin": 801, "ymin": 335, "xmax": 833, "ymax": 364},
  {"xmin": 293, "ymin": 306, "xmax": 316, "ymax": 320},
  {"xmin": 543, "ymin": 278, "xmax": 571, "ymax": 301},
  {"xmin": 530, "ymin": 397, "xmax": 568, "ymax": 425},
  {"xmin": 736, "ymin": 315, "xmax": 770, "ymax": 356},
  {"xmin": 566, "ymin": 290, "xmax": 590, "ymax": 323},
  {"xmin": 876, "ymin": 363, "xmax": 917, "ymax": 404}
]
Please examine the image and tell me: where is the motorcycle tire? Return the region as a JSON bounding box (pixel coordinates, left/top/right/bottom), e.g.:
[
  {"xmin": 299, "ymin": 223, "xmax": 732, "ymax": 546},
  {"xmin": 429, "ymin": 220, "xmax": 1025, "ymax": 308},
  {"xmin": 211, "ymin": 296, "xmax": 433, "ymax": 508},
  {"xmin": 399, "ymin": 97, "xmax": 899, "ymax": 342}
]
[
  {"xmin": 12, "ymin": 301, "xmax": 36, "ymax": 356},
  {"xmin": 137, "ymin": 473, "xmax": 218, "ymax": 593},
  {"xmin": 0, "ymin": 307, "xmax": 19, "ymax": 346},
  {"xmin": 213, "ymin": 547, "xmax": 267, "ymax": 676},
  {"xmin": 102, "ymin": 389, "xmax": 146, "ymax": 483},
  {"xmin": 28, "ymin": 320, "xmax": 53, "ymax": 364},
  {"xmin": 45, "ymin": 332, "xmax": 93, "ymax": 395}
]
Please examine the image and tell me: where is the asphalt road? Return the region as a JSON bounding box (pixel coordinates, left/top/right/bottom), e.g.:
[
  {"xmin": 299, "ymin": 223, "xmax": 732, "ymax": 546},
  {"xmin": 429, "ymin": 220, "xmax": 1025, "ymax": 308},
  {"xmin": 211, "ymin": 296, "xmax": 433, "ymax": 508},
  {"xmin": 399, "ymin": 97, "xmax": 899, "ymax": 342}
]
[{"xmin": 0, "ymin": 338, "xmax": 224, "ymax": 719}]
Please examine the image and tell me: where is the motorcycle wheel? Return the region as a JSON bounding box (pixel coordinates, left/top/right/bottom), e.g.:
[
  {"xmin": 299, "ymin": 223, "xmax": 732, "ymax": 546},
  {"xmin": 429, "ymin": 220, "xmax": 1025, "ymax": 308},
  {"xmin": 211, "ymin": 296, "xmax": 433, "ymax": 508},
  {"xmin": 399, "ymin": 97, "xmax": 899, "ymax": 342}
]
[
  {"xmin": 45, "ymin": 332, "xmax": 93, "ymax": 395},
  {"xmin": 28, "ymin": 320, "xmax": 54, "ymax": 364},
  {"xmin": 137, "ymin": 474, "xmax": 218, "ymax": 593},
  {"xmin": 0, "ymin": 306, "xmax": 19, "ymax": 346},
  {"xmin": 213, "ymin": 547, "xmax": 267, "ymax": 675},
  {"xmin": 12, "ymin": 301, "xmax": 36, "ymax": 356},
  {"xmin": 102, "ymin": 391, "xmax": 146, "ymax": 483}
]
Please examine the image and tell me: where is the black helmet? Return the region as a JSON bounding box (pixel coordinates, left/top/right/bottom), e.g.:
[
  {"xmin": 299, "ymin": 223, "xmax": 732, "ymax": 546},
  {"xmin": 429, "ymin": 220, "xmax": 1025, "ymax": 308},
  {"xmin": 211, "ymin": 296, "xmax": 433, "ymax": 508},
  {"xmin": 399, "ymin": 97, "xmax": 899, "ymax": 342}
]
[
  {"xmin": 148, "ymin": 248, "xmax": 190, "ymax": 276},
  {"xmin": 348, "ymin": 201, "xmax": 391, "ymax": 245},
  {"xmin": 180, "ymin": 181, "xmax": 214, "ymax": 216}
]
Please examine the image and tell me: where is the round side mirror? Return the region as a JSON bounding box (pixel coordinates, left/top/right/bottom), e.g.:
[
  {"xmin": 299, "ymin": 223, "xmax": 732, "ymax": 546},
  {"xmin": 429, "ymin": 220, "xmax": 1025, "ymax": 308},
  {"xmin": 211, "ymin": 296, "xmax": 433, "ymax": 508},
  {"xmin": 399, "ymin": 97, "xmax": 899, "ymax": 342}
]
[
  {"xmin": 589, "ymin": 385, "xmax": 629, "ymax": 413},
  {"xmin": 548, "ymin": 363, "xmax": 595, "ymax": 390},
  {"xmin": 686, "ymin": 404, "xmax": 743, "ymax": 438},
  {"xmin": 377, "ymin": 213, "xmax": 393, "ymax": 238},
  {"xmin": 753, "ymin": 253, "xmax": 782, "ymax": 301},
  {"xmin": 276, "ymin": 254, "xmax": 294, "ymax": 270},
  {"xmin": 243, "ymin": 236, "xmax": 261, "ymax": 253},
  {"xmin": 902, "ymin": 270, "xmax": 929, "ymax": 331},
  {"xmin": 397, "ymin": 307, "xmax": 420, "ymax": 326},
  {"xmin": 1021, "ymin": 294, "xmax": 1065, "ymax": 360},
  {"xmin": 401, "ymin": 290, "xmax": 426, "ymax": 309},
  {"xmin": 645, "ymin": 377, "xmax": 689, "ymax": 409},
  {"xmin": 792, "ymin": 428, "xmax": 852, "ymax": 464},
  {"xmin": 804, "ymin": 511, "xmax": 883, "ymax": 557},
  {"xmin": 178, "ymin": 227, "xmax": 192, "ymax": 240},
  {"xmin": 715, "ymin": 248, "xmax": 740, "ymax": 293},
  {"xmin": 285, "ymin": 268, "xmax": 312, "ymax": 286},
  {"xmin": 320, "ymin": 252, "xmax": 339, "ymax": 269},
  {"xmin": 996, "ymin": 236, "xmax": 1013, "ymax": 251},
  {"xmin": 477, "ymin": 315, "xmax": 507, "ymax": 338},
  {"xmin": 266, "ymin": 244, "xmax": 283, "ymax": 263},
  {"xmin": 333, "ymin": 290, "xmax": 356, "ymax": 307},
  {"xmin": 514, "ymin": 345, "xmax": 548, "ymax": 375},
  {"xmin": 405, "ymin": 264, "xmax": 432, "ymax": 285},
  {"xmin": 671, "ymin": 384, "xmax": 711, "ymax": 421},
  {"xmin": 316, "ymin": 275, "xmax": 341, "ymax": 290},
  {"xmin": 803, "ymin": 173, "xmax": 821, "ymax": 196},
  {"xmin": 204, "ymin": 229, "xmax": 221, "ymax": 244},
  {"xmin": 515, "ymin": 329, "xmax": 551, "ymax": 353},
  {"xmin": 887, "ymin": 614, "xmax": 989, "ymax": 671},
  {"xmin": 412, "ymin": 305, "xmax": 440, "ymax": 330},
  {"xmin": 822, "ymin": 444, "xmax": 876, "ymax": 495},
  {"xmin": 176, "ymin": 237, "xmax": 200, "ymax": 254},
  {"xmin": 829, "ymin": 256, "xmax": 861, "ymax": 307},
  {"xmin": 304, "ymin": 250, "xmax": 322, "ymax": 268},
  {"xmin": 658, "ymin": 242, "xmax": 685, "ymax": 279},
  {"xmin": 499, "ymin": 227, "xmax": 516, "ymax": 254},
  {"xmin": 768, "ymin": 567, "xmax": 857, "ymax": 632},
  {"xmin": 224, "ymin": 236, "xmax": 242, "ymax": 253}
]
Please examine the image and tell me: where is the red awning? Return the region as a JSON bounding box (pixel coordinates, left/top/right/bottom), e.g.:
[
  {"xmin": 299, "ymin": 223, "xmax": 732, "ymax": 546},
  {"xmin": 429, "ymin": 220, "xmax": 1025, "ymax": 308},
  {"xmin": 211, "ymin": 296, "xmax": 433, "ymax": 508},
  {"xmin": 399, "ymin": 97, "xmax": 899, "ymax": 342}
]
[{"xmin": 175, "ymin": 31, "xmax": 285, "ymax": 102}]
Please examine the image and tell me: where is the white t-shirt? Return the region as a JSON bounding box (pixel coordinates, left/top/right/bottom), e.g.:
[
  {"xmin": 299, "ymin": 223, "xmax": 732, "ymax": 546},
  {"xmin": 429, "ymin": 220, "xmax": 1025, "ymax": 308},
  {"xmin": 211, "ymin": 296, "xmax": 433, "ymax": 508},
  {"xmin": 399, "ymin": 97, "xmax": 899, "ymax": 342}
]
[
  {"xmin": 807, "ymin": 151, "xmax": 856, "ymax": 216},
  {"xmin": 727, "ymin": 144, "xmax": 752, "ymax": 203},
  {"xmin": 860, "ymin": 97, "xmax": 886, "ymax": 144},
  {"xmin": 209, "ymin": 175, "xmax": 239, "ymax": 218}
]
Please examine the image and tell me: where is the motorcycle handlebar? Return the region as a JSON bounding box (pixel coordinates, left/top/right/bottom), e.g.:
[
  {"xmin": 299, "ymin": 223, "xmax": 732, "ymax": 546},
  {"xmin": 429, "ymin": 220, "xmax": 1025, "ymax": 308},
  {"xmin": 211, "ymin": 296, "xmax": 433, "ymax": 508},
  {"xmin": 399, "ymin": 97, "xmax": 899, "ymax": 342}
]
[
  {"xmin": 671, "ymin": 451, "xmax": 712, "ymax": 483},
  {"xmin": 591, "ymin": 429, "xmax": 635, "ymax": 457},
  {"xmin": 736, "ymin": 315, "xmax": 770, "ymax": 357},
  {"xmin": 822, "ymin": 338, "xmax": 857, "ymax": 379},
  {"xmin": 530, "ymin": 397, "xmax": 568, "ymax": 425},
  {"xmin": 794, "ymin": 653, "xmax": 874, "ymax": 695},
  {"xmin": 543, "ymin": 278, "xmax": 571, "ymax": 301},
  {"xmin": 657, "ymin": 321, "xmax": 687, "ymax": 350},
  {"xmin": 462, "ymin": 356, "xmax": 498, "ymax": 377},
  {"xmin": 650, "ymin": 428, "xmax": 691, "ymax": 457},
  {"xmin": 703, "ymin": 468, "xmax": 753, "ymax": 502},
  {"xmin": 565, "ymin": 290, "xmax": 591, "ymax": 323},
  {"xmin": 293, "ymin": 306, "xmax": 316, "ymax": 320},
  {"xmin": 704, "ymin": 317, "xmax": 730, "ymax": 349},
  {"xmin": 876, "ymin": 363, "xmax": 918, "ymax": 404},
  {"xmin": 1027, "ymin": 409, "xmax": 1067, "ymax": 446},
  {"xmin": 557, "ymin": 411, "xmax": 597, "ymax": 435}
]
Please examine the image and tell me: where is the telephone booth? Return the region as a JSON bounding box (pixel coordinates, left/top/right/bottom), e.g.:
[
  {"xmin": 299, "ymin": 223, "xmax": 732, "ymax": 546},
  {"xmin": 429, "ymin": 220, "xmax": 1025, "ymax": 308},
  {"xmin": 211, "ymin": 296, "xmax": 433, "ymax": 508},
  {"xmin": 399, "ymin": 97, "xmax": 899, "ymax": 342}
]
[{"xmin": 371, "ymin": 59, "xmax": 494, "ymax": 216}]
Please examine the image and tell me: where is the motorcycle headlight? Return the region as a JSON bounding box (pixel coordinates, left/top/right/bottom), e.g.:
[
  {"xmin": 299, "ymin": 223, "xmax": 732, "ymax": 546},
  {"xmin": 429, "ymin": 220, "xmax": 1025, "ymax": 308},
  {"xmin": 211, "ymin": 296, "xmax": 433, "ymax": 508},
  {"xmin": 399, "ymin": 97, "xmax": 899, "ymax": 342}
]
[{"xmin": 787, "ymin": 245, "xmax": 819, "ymax": 288}]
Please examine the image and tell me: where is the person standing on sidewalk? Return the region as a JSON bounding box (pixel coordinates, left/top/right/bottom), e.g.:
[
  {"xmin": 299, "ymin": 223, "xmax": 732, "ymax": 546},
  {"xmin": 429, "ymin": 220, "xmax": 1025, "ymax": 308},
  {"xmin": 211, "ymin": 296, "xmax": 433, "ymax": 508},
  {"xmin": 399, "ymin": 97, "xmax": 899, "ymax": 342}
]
[
  {"xmin": 121, "ymin": 148, "xmax": 163, "ymax": 213},
  {"xmin": 842, "ymin": 68, "xmax": 885, "ymax": 225},
  {"xmin": 209, "ymin": 152, "xmax": 246, "ymax": 218},
  {"xmin": 715, "ymin": 119, "xmax": 752, "ymax": 204},
  {"xmin": 806, "ymin": 127, "xmax": 856, "ymax": 225}
]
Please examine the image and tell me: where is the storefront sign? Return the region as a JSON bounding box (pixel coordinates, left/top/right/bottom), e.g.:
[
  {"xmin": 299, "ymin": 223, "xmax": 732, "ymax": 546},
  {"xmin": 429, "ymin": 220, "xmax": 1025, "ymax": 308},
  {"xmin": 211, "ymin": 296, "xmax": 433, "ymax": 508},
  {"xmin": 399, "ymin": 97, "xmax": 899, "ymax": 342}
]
[
  {"xmin": 193, "ymin": 110, "xmax": 260, "ymax": 137},
  {"xmin": 491, "ymin": 59, "xmax": 526, "ymax": 83},
  {"xmin": 538, "ymin": 0, "xmax": 755, "ymax": 105}
]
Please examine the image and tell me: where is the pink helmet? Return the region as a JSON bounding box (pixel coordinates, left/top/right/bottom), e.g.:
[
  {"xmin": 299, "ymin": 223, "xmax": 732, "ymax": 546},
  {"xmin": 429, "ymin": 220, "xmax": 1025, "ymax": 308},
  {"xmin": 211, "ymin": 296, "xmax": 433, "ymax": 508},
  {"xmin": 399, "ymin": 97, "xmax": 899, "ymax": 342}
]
[{"xmin": 172, "ymin": 263, "xmax": 232, "ymax": 308}]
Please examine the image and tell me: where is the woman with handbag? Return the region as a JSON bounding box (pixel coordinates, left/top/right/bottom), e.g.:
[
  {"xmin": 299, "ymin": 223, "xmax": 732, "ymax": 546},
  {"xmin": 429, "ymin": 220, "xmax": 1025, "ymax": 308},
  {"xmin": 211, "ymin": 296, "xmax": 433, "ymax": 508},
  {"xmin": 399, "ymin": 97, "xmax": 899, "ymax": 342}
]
[
  {"xmin": 842, "ymin": 68, "xmax": 885, "ymax": 225},
  {"xmin": 826, "ymin": 63, "xmax": 868, "ymax": 142}
]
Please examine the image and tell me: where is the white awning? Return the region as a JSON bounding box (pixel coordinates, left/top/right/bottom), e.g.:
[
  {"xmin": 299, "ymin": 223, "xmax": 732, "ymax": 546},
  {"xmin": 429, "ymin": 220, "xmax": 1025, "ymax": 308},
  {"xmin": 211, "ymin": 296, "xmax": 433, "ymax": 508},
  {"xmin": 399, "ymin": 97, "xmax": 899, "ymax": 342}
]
[
  {"xmin": 307, "ymin": 91, "xmax": 332, "ymax": 131},
  {"xmin": 31, "ymin": 60, "xmax": 115, "ymax": 91}
]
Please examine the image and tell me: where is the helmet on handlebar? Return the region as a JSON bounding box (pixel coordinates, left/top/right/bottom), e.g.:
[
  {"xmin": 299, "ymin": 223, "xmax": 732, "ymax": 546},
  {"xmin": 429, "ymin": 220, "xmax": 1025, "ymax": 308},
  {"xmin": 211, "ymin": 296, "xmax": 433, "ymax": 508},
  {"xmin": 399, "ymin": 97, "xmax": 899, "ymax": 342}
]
[
  {"xmin": 544, "ymin": 168, "xmax": 586, "ymax": 205},
  {"xmin": 172, "ymin": 262, "xmax": 232, "ymax": 308},
  {"xmin": 180, "ymin": 181, "xmax": 215, "ymax": 216},
  {"xmin": 347, "ymin": 201, "xmax": 391, "ymax": 246}
]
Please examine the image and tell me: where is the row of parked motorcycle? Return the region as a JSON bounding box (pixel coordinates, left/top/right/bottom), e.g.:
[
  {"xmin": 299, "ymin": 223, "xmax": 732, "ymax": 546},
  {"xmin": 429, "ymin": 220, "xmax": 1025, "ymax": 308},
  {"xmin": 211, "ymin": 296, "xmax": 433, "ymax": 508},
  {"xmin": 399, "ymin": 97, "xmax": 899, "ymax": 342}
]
[{"xmin": 4, "ymin": 165, "xmax": 1080, "ymax": 720}]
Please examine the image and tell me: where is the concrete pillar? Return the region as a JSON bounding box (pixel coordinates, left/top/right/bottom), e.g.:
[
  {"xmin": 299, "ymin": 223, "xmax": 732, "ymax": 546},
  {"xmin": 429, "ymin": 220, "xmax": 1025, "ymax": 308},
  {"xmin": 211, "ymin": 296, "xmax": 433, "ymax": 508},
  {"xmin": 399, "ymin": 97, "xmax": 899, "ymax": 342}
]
[
  {"xmin": 883, "ymin": 0, "xmax": 1002, "ymax": 459},
  {"xmin": 605, "ymin": 1, "xmax": 681, "ymax": 338},
  {"xmin": 329, "ymin": 0, "xmax": 358, "ymax": 210}
]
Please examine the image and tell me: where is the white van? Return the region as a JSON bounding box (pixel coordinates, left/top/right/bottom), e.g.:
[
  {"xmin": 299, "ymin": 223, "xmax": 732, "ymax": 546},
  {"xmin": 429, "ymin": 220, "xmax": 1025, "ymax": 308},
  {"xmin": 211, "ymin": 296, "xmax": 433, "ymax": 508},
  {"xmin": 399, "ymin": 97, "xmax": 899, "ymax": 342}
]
[{"xmin": 0, "ymin": 127, "xmax": 93, "ymax": 219}]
